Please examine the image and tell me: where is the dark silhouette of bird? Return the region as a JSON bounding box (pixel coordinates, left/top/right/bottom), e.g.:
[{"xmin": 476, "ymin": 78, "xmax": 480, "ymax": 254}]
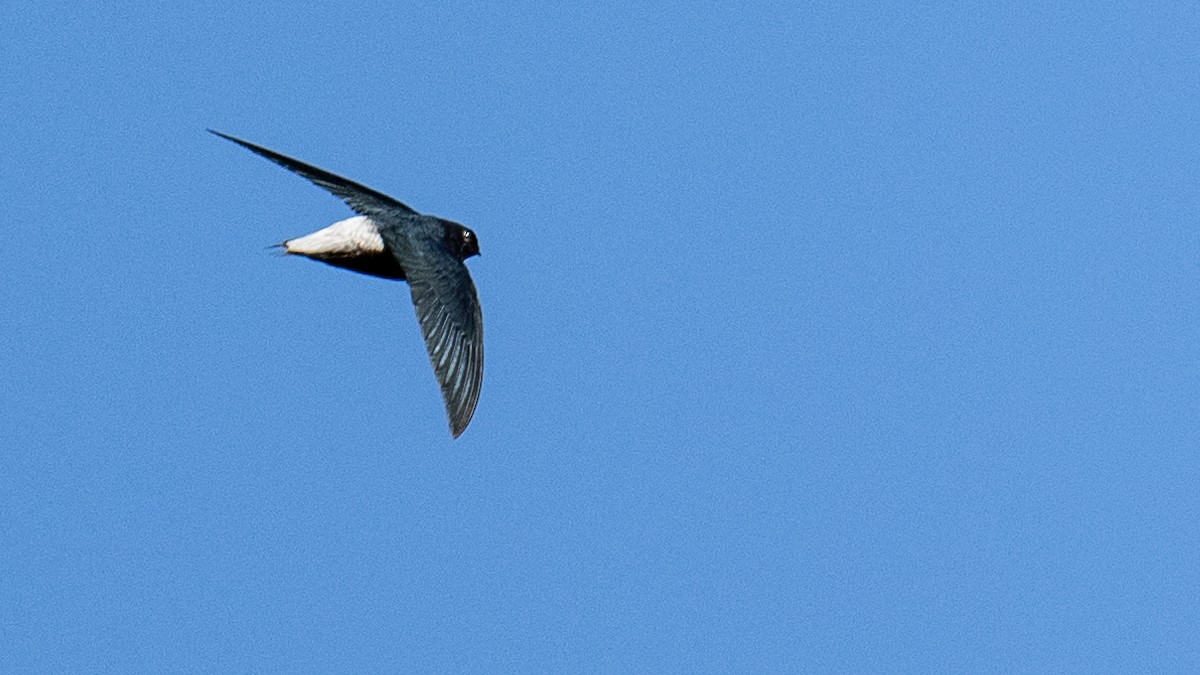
[{"xmin": 210, "ymin": 130, "xmax": 483, "ymax": 438}]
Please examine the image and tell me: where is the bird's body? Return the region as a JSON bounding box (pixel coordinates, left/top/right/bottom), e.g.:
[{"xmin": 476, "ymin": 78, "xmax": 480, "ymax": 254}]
[
  {"xmin": 211, "ymin": 130, "xmax": 483, "ymax": 438},
  {"xmin": 283, "ymin": 215, "xmax": 406, "ymax": 279}
]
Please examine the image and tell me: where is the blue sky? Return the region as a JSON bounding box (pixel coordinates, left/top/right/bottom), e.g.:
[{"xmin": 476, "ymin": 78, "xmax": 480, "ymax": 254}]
[{"xmin": 3, "ymin": 2, "xmax": 1198, "ymax": 672}]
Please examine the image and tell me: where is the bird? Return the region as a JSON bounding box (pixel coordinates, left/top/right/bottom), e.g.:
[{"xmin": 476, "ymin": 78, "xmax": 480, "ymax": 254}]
[{"xmin": 210, "ymin": 130, "xmax": 483, "ymax": 438}]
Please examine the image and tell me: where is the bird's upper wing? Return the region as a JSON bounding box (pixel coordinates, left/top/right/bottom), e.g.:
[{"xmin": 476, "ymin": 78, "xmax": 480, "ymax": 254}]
[
  {"xmin": 380, "ymin": 228, "xmax": 484, "ymax": 438},
  {"xmin": 209, "ymin": 130, "xmax": 419, "ymax": 219}
]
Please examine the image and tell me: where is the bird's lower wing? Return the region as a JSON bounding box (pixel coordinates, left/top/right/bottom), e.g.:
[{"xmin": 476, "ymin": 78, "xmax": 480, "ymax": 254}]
[{"xmin": 398, "ymin": 246, "xmax": 484, "ymax": 438}]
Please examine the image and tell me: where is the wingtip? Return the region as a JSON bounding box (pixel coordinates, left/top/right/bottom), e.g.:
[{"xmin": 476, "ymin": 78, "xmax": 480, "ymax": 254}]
[
  {"xmin": 450, "ymin": 412, "xmax": 475, "ymax": 438},
  {"xmin": 207, "ymin": 128, "xmax": 243, "ymax": 145}
]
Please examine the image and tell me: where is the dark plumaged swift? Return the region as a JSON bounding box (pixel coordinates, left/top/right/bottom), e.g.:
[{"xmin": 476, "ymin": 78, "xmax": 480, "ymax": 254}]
[{"xmin": 210, "ymin": 130, "xmax": 483, "ymax": 438}]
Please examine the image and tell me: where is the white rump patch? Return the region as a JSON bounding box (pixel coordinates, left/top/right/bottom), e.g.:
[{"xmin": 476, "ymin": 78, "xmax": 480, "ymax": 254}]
[{"xmin": 284, "ymin": 216, "xmax": 385, "ymax": 257}]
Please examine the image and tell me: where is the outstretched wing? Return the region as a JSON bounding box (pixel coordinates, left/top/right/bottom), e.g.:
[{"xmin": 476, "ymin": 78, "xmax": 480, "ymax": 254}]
[
  {"xmin": 396, "ymin": 241, "xmax": 484, "ymax": 438},
  {"xmin": 209, "ymin": 130, "xmax": 419, "ymax": 219}
]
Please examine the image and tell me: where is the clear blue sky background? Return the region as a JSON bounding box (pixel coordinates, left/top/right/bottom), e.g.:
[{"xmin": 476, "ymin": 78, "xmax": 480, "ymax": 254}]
[{"xmin": 3, "ymin": 2, "xmax": 1197, "ymax": 672}]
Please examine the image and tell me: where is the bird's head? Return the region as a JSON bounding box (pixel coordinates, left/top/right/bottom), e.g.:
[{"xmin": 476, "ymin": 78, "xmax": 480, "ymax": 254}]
[{"xmin": 445, "ymin": 221, "xmax": 480, "ymax": 260}]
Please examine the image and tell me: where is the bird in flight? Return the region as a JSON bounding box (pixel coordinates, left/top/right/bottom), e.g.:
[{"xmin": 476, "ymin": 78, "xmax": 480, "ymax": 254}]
[{"xmin": 210, "ymin": 130, "xmax": 483, "ymax": 438}]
